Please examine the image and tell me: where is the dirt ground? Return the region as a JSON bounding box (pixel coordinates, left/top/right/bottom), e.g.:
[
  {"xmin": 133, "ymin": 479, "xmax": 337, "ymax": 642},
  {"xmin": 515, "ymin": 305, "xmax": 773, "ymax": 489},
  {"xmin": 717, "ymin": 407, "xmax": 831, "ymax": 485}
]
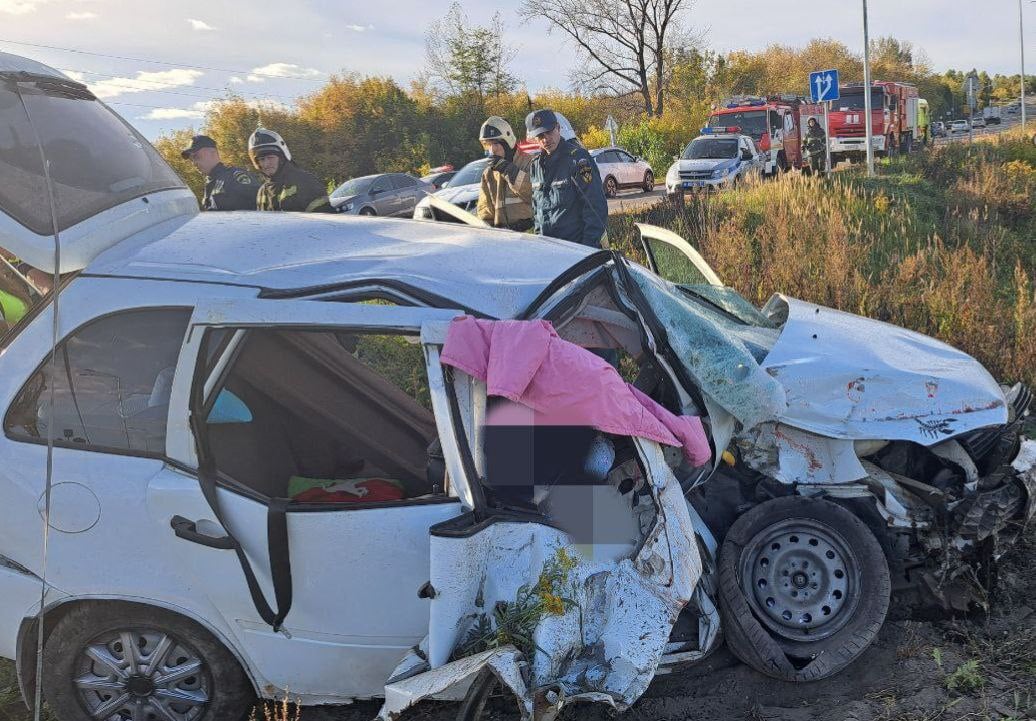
[
  {"xmin": 299, "ymin": 526, "xmax": 1036, "ymax": 721},
  {"xmin": 4, "ymin": 529, "xmax": 1033, "ymax": 721}
]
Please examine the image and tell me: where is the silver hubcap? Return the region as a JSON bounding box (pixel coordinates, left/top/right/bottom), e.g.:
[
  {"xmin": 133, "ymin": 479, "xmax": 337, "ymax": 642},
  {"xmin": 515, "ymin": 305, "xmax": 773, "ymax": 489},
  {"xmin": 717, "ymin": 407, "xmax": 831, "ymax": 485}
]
[
  {"xmin": 73, "ymin": 629, "xmax": 211, "ymax": 721},
  {"xmin": 740, "ymin": 518, "xmax": 861, "ymax": 642}
]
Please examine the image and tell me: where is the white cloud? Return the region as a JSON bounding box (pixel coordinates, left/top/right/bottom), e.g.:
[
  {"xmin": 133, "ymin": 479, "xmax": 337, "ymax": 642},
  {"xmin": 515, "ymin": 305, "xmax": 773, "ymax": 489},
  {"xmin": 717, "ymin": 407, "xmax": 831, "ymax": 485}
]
[
  {"xmin": 245, "ymin": 62, "xmax": 322, "ymax": 82},
  {"xmin": 345, "ymin": 24, "xmax": 374, "ymax": 32},
  {"xmin": 87, "ymin": 68, "xmax": 204, "ymax": 99},
  {"xmin": 140, "ymin": 98, "xmax": 286, "ymax": 121},
  {"xmin": 187, "ymin": 18, "xmax": 215, "ymax": 31},
  {"xmin": 140, "ymin": 107, "xmax": 206, "ymax": 120},
  {"xmin": 66, "ymin": 10, "xmax": 96, "ymax": 19},
  {"xmin": 0, "ymin": 0, "xmax": 47, "ymax": 14},
  {"xmin": 229, "ymin": 76, "xmax": 244, "ymax": 84}
]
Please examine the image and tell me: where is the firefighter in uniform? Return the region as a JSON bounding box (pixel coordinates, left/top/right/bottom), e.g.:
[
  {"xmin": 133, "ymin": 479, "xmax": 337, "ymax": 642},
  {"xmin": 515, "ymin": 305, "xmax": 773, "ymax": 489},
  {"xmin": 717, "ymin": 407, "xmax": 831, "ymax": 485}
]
[
  {"xmin": 804, "ymin": 117, "xmax": 827, "ymax": 175},
  {"xmin": 180, "ymin": 135, "xmax": 260, "ymax": 211},
  {"xmin": 248, "ymin": 128, "xmax": 333, "ymax": 213},
  {"xmin": 527, "ymin": 109, "xmax": 608, "ymax": 248},
  {"xmin": 476, "ymin": 116, "xmax": 534, "ymax": 232}
]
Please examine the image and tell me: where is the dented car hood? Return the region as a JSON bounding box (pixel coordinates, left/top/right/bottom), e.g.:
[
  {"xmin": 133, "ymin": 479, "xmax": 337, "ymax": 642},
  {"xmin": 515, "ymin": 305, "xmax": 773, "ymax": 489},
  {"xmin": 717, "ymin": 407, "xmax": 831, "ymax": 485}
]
[{"xmin": 761, "ymin": 295, "xmax": 1007, "ymax": 444}]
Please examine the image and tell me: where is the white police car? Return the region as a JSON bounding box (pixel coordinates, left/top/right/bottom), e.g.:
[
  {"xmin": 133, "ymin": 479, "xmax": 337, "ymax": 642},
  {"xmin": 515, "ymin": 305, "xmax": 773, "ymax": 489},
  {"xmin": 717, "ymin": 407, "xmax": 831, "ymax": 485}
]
[{"xmin": 665, "ymin": 128, "xmax": 764, "ymax": 195}]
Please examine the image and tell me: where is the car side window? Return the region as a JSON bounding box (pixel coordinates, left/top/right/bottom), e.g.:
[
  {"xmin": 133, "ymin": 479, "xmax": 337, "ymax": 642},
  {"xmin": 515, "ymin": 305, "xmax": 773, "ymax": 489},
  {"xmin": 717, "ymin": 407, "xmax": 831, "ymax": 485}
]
[
  {"xmin": 204, "ymin": 329, "xmax": 443, "ymax": 502},
  {"xmin": 4, "ymin": 308, "xmax": 191, "ymax": 455},
  {"xmin": 393, "ymin": 175, "xmax": 416, "ymax": 189},
  {"xmin": 370, "ymin": 177, "xmax": 390, "ymax": 194},
  {"xmin": 618, "ymin": 151, "xmax": 634, "ymax": 163}
]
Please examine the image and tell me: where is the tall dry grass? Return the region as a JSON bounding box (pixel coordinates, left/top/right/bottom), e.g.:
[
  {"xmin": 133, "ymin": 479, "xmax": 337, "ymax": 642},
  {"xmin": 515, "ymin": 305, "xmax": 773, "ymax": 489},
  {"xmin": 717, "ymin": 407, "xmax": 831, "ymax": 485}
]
[{"xmin": 608, "ymin": 129, "xmax": 1036, "ymax": 388}]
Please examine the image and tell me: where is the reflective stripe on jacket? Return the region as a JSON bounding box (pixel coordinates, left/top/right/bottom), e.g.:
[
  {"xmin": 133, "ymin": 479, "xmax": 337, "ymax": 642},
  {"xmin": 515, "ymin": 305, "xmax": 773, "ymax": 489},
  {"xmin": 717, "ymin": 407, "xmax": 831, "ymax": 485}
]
[{"xmin": 477, "ymin": 150, "xmax": 533, "ymax": 230}]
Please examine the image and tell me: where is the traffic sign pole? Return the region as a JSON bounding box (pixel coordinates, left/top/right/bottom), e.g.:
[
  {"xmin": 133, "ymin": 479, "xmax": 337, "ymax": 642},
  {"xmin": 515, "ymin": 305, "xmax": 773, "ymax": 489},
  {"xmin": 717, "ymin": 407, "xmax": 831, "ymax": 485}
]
[
  {"xmin": 862, "ymin": 0, "xmax": 874, "ymax": 177},
  {"xmin": 824, "ymin": 101, "xmax": 832, "ymax": 173}
]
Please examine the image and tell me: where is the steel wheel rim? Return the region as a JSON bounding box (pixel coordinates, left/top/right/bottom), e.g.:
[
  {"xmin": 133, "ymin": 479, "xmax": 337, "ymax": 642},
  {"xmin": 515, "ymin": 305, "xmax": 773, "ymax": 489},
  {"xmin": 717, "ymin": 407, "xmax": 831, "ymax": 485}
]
[
  {"xmin": 73, "ymin": 627, "xmax": 212, "ymax": 721},
  {"xmin": 606, "ymin": 178, "xmax": 617, "ymax": 196},
  {"xmin": 739, "ymin": 517, "xmax": 861, "ymax": 643}
]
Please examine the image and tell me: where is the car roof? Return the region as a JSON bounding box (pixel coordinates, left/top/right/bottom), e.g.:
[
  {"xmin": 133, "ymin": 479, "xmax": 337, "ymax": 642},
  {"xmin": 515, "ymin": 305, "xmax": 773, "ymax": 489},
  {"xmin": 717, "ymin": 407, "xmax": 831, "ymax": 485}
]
[
  {"xmin": 590, "ymin": 147, "xmax": 627, "ymax": 155},
  {"xmin": 85, "ymin": 212, "xmax": 594, "ymax": 319},
  {"xmin": 0, "ymin": 51, "xmax": 66, "ymax": 78}
]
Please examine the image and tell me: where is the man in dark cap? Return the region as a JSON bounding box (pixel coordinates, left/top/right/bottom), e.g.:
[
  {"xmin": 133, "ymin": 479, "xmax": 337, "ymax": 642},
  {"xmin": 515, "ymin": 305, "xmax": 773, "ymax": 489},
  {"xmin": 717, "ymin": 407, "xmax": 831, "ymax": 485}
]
[
  {"xmin": 180, "ymin": 135, "xmax": 260, "ymax": 211},
  {"xmin": 526, "ymin": 109, "xmax": 608, "ymax": 248}
]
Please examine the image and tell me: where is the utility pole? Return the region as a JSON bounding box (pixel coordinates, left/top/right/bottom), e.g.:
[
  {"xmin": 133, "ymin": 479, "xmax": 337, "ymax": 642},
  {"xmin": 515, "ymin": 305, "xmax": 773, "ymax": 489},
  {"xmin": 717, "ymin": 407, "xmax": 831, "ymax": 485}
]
[
  {"xmin": 1021, "ymin": 0, "xmax": 1027, "ymax": 128},
  {"xmin": 862, "ymin": 0, "xmax": 875, "ymax": 176}
]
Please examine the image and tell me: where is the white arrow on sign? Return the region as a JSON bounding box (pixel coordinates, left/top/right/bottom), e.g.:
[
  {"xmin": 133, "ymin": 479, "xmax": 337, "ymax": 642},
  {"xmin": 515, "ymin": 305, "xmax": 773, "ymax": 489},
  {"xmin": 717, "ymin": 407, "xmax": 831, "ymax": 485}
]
[{"xmin": 814, "ymin": 72, "xmax": 835, "ymax": 102}]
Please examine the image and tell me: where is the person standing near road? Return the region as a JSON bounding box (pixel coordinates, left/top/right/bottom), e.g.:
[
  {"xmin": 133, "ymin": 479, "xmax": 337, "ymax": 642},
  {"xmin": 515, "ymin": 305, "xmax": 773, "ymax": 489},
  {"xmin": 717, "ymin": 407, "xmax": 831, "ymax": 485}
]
[
  {"xmin": 527, "ymin": 109, "xmax": 608, "ymax": 248},
  {"xmin": 181, "ymin": 135, "xmax": 260, "ymax": 211},
  {"xmin": 476, "ymin": 117, "xmax": 534, "ymax": 232},
  {"xmin": 249, "ymin": 128, "xmax": 334, "ymax": 213},
  {"xmin": 804, "ymin": 117, "xmax": 827, "ymax": 175}
]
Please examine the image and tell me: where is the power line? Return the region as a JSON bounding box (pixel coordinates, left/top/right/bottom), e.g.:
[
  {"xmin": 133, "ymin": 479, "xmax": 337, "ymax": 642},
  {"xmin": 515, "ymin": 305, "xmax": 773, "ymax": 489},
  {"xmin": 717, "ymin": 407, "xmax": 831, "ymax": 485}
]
[
  {"xmin": 56, "ymin": 68, "xmax": 299, "ymax": 105},
  {"xmin": 0, "ymin": 37, "xmax": 328, "ymax": 82},
  {"xmin": 58, "ymin": 66, "xmax": 300, "ymax": 101}
]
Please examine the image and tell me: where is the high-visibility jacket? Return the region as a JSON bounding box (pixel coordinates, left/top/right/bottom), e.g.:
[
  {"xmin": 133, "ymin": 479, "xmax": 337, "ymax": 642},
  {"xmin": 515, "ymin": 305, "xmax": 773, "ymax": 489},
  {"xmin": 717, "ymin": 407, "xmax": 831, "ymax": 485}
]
[{"xmin": 477, "ymin": 150, "xmax": 534, "ymax": 231}]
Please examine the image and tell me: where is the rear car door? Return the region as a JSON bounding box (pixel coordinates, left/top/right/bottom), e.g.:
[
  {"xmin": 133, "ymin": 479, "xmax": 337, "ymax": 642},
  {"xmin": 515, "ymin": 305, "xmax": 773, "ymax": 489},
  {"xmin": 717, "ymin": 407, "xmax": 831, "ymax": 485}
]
[
  {"xmin": 595, "ymin": 151, "xmax": 618, "ymax": 185},
  {"xmin": 392, "ymin": 175, "xmax": 421, "ymax": 216},
  {"xmin": 151, "ymin": 299, "xmax": 472, "ymax": 701},
  {"xmin": 368, "ymin": 176, "xmax": 393, "ymax": 215}
]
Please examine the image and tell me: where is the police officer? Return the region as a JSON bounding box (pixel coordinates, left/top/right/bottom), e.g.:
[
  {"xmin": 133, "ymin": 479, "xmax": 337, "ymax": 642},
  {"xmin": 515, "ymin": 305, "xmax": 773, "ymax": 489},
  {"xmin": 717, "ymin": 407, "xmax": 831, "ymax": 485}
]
[
  {"xmin": 527, "ymin": 109, "xmax": 608, "ymax": 248},
  {"xmin": 476, "ymin": 116, "xmax": 533, "ymax": 232},
  {"xmin": 180, "ymin": 135, "xmax": 259, "ymax": 211},
  {"xmin": 248, "ymin": 128, "xmax": 333, "ymax": 213}
]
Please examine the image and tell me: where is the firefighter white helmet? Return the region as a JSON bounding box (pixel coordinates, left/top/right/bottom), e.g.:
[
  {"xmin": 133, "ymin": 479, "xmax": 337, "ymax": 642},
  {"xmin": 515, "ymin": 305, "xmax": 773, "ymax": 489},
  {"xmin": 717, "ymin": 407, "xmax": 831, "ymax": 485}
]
[
  {"xmin": 479, "ymin": 116, "xmax": 517, "ymax": 150},
  {"xmin": 248, "ymin": 127, "xmax": 292, "ymax": 163}
]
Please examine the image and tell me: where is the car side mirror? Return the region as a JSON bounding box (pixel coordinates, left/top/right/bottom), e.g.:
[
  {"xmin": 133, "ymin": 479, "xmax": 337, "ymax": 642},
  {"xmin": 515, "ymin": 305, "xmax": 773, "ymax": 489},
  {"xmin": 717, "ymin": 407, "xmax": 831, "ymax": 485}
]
[{"xmin": 741, "ymin": 150, "xmax": 751, "ymax": 160}]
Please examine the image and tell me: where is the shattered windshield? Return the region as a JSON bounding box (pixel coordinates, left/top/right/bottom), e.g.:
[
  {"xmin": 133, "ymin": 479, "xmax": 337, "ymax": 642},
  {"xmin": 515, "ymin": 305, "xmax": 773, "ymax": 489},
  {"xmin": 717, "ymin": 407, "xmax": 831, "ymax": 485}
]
[
  {"xmin": 625, "ymin": 263, "xmax": 785, "ymax": 429},
  {"xmin": 0, "ymin": 78, "xmax": 185, "ymax": 236}
]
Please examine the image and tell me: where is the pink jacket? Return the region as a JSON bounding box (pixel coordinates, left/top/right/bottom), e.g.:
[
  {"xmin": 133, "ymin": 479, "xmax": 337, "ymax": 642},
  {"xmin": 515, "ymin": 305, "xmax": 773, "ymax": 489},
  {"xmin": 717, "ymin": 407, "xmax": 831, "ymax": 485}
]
[{"xmin": 440, "ymin": 316, "xmax": 711, "ymax": 467}]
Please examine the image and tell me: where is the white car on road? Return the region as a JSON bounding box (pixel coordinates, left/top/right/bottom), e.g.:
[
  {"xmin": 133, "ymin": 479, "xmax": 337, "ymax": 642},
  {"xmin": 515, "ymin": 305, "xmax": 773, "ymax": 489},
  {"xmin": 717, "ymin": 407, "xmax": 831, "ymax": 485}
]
[
  {"xmin": 589, "ymin": 146, "xmax": 654, "ymax": 197},
  {"xmin": 665, "ymin": 131, "xmax": 764, "ymax": 195},
  {"xmin": 951, "ymin": 119, "xmax": 970, "ymax": 133}
]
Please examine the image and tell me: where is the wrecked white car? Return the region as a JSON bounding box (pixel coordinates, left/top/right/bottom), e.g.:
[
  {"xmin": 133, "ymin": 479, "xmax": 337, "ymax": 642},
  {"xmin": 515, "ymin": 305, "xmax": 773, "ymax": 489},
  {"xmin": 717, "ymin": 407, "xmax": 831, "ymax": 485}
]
[{"xmin": 0, "ymin": 52, "xmax": 1033, "ymax": 721}]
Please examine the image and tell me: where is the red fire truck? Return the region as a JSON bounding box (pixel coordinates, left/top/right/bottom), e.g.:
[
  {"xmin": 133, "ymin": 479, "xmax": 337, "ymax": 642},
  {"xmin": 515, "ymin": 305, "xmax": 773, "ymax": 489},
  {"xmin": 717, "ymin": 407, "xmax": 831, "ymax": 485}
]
[
  {"xmin": 827, "ymin": 81, "xmax": 921, "ymax": 164},
  {"xmin": 707, "ymin": 96, "xmax": 823, "ymax": 176}
]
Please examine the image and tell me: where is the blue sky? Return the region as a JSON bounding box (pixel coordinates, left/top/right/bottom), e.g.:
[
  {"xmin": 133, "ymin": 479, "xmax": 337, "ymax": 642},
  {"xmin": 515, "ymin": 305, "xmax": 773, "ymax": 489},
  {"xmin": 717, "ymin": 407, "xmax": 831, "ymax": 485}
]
[{"xmin": 1, "ymin": 0, "xmax": 1032, "ymax": 139}]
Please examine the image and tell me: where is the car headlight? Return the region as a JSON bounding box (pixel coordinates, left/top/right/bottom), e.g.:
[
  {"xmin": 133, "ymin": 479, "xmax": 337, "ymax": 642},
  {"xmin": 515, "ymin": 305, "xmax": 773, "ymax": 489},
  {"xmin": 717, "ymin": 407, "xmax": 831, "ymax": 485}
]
[{"xmin": 343, "ymin": 202, "xmax": 354, "ymax": 212}]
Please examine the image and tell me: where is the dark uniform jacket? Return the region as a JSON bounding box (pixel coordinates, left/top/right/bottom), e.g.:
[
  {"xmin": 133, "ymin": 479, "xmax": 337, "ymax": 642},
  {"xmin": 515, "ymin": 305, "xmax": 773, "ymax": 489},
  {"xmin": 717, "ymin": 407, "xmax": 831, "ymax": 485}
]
[
  {"xmin": 530, "ymin": 138, "xmax": 608, "ymax": 248},
  {"xmin": 256, "ymin": 161, "xmax": 333, "ymax": 213},
  {"xmin": 203, "ymin": 163, "xmax": 260, "ymax": 211}
]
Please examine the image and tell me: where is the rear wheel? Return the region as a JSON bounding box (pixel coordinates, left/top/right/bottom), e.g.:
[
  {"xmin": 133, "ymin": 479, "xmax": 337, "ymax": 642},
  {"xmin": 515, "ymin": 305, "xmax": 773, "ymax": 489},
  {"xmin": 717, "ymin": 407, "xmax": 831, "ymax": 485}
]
[
  {"xmin": 359, "ymin": 206, "xmax": 377, "ymax": 216},
  {"xmin": 642, "ymin": 171, "xmax": 655, "ymax": 192},
  {"xmin": 604, "ymin": 176, "xmax": 618, "ymax": 198},
  {"xmin": 42, "ymin": 603, "xmax": 253, "ymax": 721},
  {"xmin": 717, "ymin": 496, "xmax": 890, "ymax": 682}
]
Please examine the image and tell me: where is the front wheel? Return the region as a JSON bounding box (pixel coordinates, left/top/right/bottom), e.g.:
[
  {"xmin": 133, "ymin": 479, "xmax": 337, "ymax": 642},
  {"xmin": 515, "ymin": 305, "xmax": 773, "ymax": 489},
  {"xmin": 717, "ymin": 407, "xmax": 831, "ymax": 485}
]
[
  {"xmin": 604, "ymin": 176, "xmax": 618, "ymax": 198},
  {"xmin": 42, "ymin": 602, "xmax": 254, "ymax": 721},
  {"xmin": 717, "ymin": 496, "xmax": 890, "ymax": 682},
  {"xmin": 642, "ymin": 171, "xmax": 655, "ymax": 192},
  {"xmin": 359, "ymin": 206, "xmax": 377, "ymax": 216}
]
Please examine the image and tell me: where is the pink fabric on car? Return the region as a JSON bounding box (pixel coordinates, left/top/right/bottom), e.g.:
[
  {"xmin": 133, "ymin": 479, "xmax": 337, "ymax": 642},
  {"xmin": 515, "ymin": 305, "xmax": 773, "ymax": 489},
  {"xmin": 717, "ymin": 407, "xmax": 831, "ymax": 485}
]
[{"xmin": 440, "ymin": 316, "xmax": 711, "ymax": 466}]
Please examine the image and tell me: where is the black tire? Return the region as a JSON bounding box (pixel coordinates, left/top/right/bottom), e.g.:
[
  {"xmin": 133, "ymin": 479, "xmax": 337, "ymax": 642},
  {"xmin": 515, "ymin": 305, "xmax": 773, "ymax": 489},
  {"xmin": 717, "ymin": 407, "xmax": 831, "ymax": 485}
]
[
  {"xmin": 604, "ymin": 176, "xmax": 618, "ymax": 198},
  {"xmin": 642, "ymin": 171, "xmax": 655, "ymax": 192},
  {"xmin": 42, "ymin": 602, "xmax": 254, "ymax": 721},
  {"xmin": 717, "ymin": 496, "xmax": 890, "ymax": 682},
  {"xmin": 359, "ymin": 206, "xmax": 377, "ymax": 216}
]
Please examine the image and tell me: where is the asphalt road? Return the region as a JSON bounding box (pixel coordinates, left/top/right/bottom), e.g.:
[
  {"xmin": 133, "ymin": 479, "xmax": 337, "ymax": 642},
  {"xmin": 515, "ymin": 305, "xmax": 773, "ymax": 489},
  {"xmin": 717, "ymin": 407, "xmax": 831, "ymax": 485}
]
[
  {"xmin": 934, "ymin": 101, "xmax": 1033, "ymax": 145},
  {"xmin": 607, "ymin": 185, "xmax": 667, "ymax": 215}
]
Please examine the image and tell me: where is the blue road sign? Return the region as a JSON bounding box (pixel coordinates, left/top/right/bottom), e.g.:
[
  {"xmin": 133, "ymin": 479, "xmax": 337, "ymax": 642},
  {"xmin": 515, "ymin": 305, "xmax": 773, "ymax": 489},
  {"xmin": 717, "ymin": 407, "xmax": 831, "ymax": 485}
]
[{"xmin": 809, "ymin": 69, "xmax": 840, "ymax": 103}]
